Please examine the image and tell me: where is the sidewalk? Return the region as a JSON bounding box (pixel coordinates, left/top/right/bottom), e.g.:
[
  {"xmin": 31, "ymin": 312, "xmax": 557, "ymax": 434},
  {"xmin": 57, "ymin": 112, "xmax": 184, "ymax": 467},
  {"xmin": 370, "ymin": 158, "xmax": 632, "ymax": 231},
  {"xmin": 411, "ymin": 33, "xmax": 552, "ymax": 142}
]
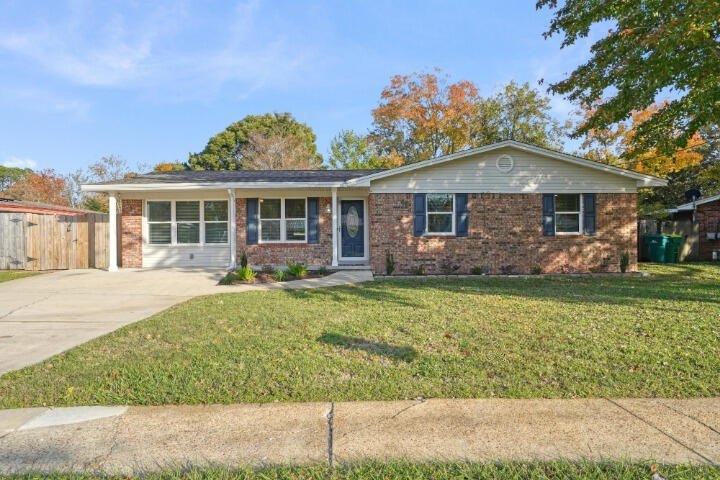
[{"xmin": 0, "ymin": 398, "xmax": 718, "ymax": 474}]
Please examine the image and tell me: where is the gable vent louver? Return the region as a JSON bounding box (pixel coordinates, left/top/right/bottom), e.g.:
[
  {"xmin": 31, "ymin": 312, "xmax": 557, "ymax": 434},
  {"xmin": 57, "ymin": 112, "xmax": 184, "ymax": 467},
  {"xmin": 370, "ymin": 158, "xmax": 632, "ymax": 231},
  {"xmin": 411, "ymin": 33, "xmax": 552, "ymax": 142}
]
[{"xmin": 496, "ymin": 154, "xmax": 514, "ymax": 173}]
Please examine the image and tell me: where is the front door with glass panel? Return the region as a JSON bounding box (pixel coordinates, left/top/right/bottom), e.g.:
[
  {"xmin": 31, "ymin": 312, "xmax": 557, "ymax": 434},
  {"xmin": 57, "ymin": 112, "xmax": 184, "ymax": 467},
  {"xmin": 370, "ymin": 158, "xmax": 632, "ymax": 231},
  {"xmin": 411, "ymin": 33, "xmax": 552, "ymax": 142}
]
[{"xmin": 340, "ymin": 200, "xmax": 364, "ymax": 259}]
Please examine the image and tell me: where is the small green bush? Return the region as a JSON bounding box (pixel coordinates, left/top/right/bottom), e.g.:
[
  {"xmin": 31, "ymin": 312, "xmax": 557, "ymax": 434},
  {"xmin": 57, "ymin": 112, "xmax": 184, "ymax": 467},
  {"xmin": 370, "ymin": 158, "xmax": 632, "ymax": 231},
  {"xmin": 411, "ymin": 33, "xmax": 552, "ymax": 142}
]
[
  {"xmin": 240, "ymin": 252, "xmax": 248, "ymax": 269},
  {"xmin": 318, "ymin": 266, "xmax": 330, "ymax": 276},
  {"xmin": 386, "ymin": 251, "xmax": 395, "ymax": 275},
  {"xmin": 219, "ymin": 271, "xmax": 237, "ymax": 285},
  {"xmin": 236, "ymin": 266, "xmax": 256, "ymax": 282},
  {"xmin": 620, "ymin": 251, "xmax": 630, "ymax": 273},
  {"xmin": 287, "ymin": 262, "xmax": 308, "ymax": 279},
  {"xmin": 272, "ymin": 268, "xmax": 288, "ymax": 282},
  {"xmin": 470, "ymin": 266, "xmax": 487, "ymax": 275},
  {"xmin": 411, "ymin": 265, "xmax": 424, "ymax": 275},
  {"xmin": 531, "ymin": 266, "xmax": 543, "ymax": 275}
]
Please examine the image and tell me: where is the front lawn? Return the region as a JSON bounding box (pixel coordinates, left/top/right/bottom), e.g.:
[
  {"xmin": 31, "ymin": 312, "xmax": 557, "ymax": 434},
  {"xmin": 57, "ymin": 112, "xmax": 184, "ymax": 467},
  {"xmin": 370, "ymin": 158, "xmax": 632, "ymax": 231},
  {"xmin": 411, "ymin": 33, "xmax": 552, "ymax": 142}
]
[
  {"xmin": 4, "ymin": 461, "xmax": 717, "ymax": 480},
  {"xmin": 1, "ymin": 263, "xmax": 718, "ymax": 407},
  {"xmin": 0, "ymin": 270, "xmax": 42, "ymax": 283}
]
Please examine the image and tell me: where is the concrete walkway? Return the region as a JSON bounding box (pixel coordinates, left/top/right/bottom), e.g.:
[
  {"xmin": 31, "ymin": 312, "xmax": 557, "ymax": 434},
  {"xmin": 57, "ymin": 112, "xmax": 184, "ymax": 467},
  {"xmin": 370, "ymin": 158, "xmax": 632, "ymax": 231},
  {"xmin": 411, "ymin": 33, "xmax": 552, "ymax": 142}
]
[
  {"xmin": 0, "ymin": 268, "xmax": 373, "ymax": 375},
  {"xmin": 0, "ymin": 398, "xmax": 718, "ymax": 474}
]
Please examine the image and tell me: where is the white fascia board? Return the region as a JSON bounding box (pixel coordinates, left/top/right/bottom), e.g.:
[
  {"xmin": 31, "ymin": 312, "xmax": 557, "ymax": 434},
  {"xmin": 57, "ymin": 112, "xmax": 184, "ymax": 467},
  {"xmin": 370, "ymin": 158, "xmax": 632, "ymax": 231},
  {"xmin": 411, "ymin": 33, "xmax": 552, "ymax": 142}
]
[
  {"xmin": 672, "ymin": 193, "xmax": 720, "ymax": 211},
  {"xmin": 81, "ymin": 181, "xmax": 348, "ymax": 192},
  {"xmin": 346, "ymin": 140, "xmax": 668, "ymax": 187}
]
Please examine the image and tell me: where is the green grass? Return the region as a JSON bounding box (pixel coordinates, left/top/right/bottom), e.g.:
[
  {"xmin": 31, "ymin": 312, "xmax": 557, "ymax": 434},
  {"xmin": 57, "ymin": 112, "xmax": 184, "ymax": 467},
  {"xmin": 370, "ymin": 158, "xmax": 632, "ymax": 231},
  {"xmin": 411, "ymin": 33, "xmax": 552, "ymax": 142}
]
[
  {"xmin": 0, "ymin": 270, "xmax": 41, "ymax": 283},
  {"xmin": 1, "ymin": 263, "xmax": 719, "ymax": 407},
  {"xmin": 3, "ymin": 461, "xmax": 719, "ymax": 479}
]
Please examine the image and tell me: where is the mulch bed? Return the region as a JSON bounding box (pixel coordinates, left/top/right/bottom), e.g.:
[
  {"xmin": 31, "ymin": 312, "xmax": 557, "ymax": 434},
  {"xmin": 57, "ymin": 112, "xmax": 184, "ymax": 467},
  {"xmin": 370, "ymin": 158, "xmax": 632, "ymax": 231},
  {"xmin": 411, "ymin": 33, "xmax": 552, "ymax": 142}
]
[{"xmin": 221, "ymin": 271, "xmax": 331, "ymax": 285}]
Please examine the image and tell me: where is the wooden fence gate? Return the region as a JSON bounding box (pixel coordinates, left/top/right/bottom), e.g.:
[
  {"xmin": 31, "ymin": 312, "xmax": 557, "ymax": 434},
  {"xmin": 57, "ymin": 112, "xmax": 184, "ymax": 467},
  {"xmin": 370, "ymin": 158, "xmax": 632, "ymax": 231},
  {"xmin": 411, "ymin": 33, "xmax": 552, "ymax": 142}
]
[{"xmin": 0, "ymin": 212, "xmax": 111, "ymax": 270}]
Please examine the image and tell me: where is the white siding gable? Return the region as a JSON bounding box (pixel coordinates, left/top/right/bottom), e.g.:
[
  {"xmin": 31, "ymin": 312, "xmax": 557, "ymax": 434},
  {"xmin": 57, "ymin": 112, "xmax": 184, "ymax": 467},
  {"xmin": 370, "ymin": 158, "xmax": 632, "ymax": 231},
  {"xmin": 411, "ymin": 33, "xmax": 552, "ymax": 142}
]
[{"xmin": 369, "ymin": 147, "xmax": 638, "ymax": 194}]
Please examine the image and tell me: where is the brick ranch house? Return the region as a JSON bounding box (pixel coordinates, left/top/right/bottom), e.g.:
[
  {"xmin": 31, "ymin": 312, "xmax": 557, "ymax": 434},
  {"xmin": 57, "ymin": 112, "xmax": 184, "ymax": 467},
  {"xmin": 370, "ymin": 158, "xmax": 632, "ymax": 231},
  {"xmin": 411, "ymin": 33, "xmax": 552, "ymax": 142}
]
[{"xmin": 82, "ymin": 140, "xmax": 666, "ymax": 275}]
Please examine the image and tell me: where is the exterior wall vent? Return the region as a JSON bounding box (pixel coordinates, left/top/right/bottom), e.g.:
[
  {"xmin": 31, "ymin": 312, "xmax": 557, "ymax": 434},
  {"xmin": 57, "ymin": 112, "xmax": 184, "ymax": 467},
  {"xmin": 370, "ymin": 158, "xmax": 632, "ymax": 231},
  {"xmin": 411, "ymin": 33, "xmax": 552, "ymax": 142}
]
[{"xmin": 496, "ymin": 154, "xmax": 514, "ymax": 173}]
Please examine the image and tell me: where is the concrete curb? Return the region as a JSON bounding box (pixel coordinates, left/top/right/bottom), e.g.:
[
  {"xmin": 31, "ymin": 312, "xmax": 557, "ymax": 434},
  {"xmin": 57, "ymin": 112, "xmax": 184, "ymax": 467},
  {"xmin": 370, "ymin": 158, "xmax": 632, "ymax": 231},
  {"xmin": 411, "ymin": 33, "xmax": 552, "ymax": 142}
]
[{"xmin": 0, "ymin": 398, "xmax": 718, "ymax": 474}]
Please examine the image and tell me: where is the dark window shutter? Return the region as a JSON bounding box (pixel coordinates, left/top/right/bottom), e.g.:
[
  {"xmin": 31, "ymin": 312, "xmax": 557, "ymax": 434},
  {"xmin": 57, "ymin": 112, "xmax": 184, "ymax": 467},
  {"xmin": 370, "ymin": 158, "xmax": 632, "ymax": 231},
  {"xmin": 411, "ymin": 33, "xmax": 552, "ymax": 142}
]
[
  {"xmin": 455, "ymin": 193, "xmax": 468, "ymax": 237},
  {"xmin": 413, "ymin": 193, "xmax": 426, "ymax": 237},
  {"xmin": 246, "ymin": 198, "xmax": 258, "ymax": 245},
  {"xmin": 542, "ymin": 194, "xmax": 555, "ymax": 236},
  {"xmin": 584, "ymin": 193, "xmax": 596, "ymax": 235},
  {"xmin": 307, "ymin": 197, "xmax": 319, "ymax": 244}
]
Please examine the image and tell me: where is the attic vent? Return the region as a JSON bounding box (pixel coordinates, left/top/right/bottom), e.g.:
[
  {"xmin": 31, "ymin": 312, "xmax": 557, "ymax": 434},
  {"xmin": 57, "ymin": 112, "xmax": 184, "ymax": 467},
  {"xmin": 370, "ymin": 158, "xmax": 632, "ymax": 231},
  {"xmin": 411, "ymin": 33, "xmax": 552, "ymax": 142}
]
[{"xmin": 496, "ymin": 154, "xmax": 514, "ymax": 173}]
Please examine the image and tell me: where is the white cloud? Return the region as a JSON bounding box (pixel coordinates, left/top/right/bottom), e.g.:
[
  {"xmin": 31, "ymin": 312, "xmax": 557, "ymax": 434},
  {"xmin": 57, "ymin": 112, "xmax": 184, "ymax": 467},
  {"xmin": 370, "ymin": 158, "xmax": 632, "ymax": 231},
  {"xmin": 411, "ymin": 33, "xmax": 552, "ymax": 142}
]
[
  {"xmin": 0, "ymin": 87, "xmax": 90, "ymax": 117},
  {"xmin": 0, "ymin": 1, "xmax": 316, "ymax": 97},
  {"xmin": 2, "ymin": 156, "xmax": 37, "ymax": 169}
]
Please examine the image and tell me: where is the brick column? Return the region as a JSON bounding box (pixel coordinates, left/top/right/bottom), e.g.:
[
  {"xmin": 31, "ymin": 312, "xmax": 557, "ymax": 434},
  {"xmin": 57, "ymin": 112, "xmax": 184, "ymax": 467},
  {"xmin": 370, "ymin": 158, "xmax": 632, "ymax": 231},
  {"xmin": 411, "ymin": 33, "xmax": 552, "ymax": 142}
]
[{"xmin": 121, "ymin": 199, "xmax": 142, "ymax": 268}]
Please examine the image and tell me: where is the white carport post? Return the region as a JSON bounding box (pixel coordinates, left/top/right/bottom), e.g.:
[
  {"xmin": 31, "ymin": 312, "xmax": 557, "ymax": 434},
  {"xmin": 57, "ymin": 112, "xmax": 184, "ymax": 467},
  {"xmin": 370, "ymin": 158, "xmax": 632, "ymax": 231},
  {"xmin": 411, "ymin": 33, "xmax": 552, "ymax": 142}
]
[
  {"xmin": 331, "ymin": 187, "xmax": 338, "ymax": 266},
  {"xmin": 228, "ymin": 188, "xmax": 237, "ymax": 270},
  {"xmin": 108, "ymin": 193, "xmax": 118, "ymax": 272}
]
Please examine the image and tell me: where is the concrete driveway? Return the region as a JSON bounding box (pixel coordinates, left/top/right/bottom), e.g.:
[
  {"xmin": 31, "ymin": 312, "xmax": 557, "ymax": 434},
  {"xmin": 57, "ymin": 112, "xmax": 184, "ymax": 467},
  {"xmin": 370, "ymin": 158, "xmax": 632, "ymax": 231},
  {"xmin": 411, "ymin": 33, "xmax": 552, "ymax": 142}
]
[
  {"xmin": 0, "ymin": 268, "xmax": 227, "ymax": 376},
  {"xmin": 0, "ymin": 268, "xmax": 372, "ymax": 376}
]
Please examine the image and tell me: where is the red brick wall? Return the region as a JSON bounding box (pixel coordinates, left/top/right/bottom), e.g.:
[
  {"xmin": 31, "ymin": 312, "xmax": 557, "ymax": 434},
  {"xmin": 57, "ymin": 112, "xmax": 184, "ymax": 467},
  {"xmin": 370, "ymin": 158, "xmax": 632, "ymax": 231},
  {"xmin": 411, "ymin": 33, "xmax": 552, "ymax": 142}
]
[
  {"xmin": 120, "ymin": 199, "xmax": 142, "ymax": 268},
  {"xmin": 235, "ymin": 197, "xmax": 333, "ymax": 267},
  {"xmin": 697, "ymin": 200, "xmax": 720, "ymax": 260},
  {"xmin": 369, "ymin": 193, "xmax": 638, "ymax": 275}
]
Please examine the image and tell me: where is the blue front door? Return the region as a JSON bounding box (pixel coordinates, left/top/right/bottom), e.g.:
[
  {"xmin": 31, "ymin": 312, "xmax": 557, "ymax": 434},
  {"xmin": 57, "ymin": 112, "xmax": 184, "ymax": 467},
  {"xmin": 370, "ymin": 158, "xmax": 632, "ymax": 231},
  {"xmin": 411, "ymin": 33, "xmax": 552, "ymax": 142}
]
[{"xmin": 341, "ymin": 200, "xmax": 364, "ymax": 258}]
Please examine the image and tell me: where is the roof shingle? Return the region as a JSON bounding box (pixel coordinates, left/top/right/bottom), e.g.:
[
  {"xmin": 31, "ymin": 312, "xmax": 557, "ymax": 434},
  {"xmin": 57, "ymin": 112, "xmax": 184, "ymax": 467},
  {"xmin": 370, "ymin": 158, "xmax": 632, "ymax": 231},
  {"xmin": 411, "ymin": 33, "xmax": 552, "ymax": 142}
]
[{"xmin": 91, "ymin": 169, "xmax": 384, "ymax": 185}]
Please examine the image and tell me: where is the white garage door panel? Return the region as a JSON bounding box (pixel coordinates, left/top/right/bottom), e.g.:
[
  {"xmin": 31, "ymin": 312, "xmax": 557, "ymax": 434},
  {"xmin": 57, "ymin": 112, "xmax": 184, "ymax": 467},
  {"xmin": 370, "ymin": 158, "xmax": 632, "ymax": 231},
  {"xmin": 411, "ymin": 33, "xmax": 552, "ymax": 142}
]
[{"xmin": 143, "ymin": 244, "xmax": 230, "ymax": 268}]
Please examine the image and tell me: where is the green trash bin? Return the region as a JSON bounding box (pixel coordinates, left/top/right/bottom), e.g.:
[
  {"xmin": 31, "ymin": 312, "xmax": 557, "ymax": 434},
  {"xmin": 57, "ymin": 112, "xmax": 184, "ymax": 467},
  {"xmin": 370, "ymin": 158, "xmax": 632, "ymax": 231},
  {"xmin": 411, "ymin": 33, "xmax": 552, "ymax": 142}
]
[
  {"xmin": 643, "ymin": 234, "xmax": 669, "ymax": 263},
  {"xmin": 665, "ymin": 235, "xmax": 683, "ymax": 263}
]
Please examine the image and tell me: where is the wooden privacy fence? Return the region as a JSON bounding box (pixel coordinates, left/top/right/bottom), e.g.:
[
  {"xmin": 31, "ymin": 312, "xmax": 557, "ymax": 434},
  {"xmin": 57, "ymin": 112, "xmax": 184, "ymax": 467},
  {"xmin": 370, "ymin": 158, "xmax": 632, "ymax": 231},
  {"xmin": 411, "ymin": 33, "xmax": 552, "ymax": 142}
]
[
  {"xmin": 0, "ymin": 212, "xmax": 111, "ymax": 270},
  {"xmin": 638, "ymin": 218, "xmax": 699, "ymax": 261}
]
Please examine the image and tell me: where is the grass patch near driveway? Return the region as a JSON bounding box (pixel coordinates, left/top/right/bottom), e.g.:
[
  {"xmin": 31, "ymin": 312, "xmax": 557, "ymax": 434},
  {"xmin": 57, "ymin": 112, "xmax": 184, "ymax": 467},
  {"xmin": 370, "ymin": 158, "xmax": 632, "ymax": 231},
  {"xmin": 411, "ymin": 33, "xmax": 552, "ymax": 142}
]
[
  {"xmin": 1, "ymin": 263, "xmax": 718, "ymax": 407},
  {"xmin": 2, "ymin": 461, "xmax": 717, "ymax": 480},
  {"xmin": 0, "ymin": 270, "xmax": 42, "ymax": 283}
]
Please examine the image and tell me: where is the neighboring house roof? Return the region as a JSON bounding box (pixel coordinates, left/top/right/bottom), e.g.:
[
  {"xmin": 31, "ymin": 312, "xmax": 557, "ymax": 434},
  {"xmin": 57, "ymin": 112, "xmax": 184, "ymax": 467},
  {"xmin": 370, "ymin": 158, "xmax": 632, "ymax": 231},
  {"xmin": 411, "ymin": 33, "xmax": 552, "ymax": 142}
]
[
  {"xmin": 345, "ymin": 140, "xmax": 667, "ymax": 187},
  {"xmin": 667, "ymin": 193, "xmax": 720, "ymax": 213},
  {"xmin": 81, "ymin": 140, "xmax": 667, "ymax": 192},
  {"xmin": 0, "ymin": 198, "xmax": 94, "ymax": 216}
]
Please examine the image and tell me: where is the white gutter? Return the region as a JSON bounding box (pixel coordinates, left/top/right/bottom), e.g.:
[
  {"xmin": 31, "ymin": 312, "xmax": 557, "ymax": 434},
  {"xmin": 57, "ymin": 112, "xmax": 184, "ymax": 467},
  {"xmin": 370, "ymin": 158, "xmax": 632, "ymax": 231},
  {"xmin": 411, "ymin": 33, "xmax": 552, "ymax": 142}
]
[{"xmin": 81, "ymin": 181, "xmax": 350, "ymax": 192}]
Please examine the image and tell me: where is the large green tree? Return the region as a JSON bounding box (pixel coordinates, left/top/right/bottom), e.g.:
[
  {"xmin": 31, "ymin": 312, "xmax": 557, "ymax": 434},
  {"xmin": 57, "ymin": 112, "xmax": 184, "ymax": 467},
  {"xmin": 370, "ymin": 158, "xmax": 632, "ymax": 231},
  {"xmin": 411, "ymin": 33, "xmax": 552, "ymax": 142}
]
[
  {"xmin": 327, "ymin": 130, "xmax": 388, "ymax": 170},
  {"xmin": 537, "ymin": 0, "xmax": 720, "ymax": 155},
  {"xmin": 189, "ymin": 113, "xmax": 322, "ymax": 170},
  {"xmin": 0, "ymin": 166, "xmax": 32, "ymax": 193},
  {"xmin": 479, "ymin": 81, "xmax": 567, "ymax": 149}
]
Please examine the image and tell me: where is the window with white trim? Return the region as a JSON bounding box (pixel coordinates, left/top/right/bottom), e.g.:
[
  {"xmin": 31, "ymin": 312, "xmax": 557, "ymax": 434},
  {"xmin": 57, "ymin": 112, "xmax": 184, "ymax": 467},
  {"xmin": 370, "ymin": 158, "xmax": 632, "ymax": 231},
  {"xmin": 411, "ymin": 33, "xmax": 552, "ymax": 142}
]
[
  {"xmin": 146, "ymin": 200, "xmax": 229, "ymax": 245},
  {"xmin": 259, "ymin": 198, "xmax": 306, "ymax": 242},
  {"xmin": 147, "ymin": 201, "xmax": 172, "ymax": 244},
  {"xmin": 426, "ymin": 193, "xmax": 454, "ymax": 234},
  {"xmin": 204, "ymin": 201, "xmax": 229, "ymax": 243},
  {"xmin": 176, "ymin": 201, "xmax": 200, "ymax": 244},
  {"xmin": 554, "ymin": 194, "xmax": 582, "ymax": 234}
]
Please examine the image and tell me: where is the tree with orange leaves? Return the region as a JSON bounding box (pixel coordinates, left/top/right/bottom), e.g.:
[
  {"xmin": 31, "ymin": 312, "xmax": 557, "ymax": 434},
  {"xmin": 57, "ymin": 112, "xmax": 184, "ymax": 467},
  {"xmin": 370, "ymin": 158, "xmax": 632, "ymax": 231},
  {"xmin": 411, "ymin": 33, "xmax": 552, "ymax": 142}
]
[
  {"xmin": 7, "ymin": 169, "xmax": 70, "ymax": 206},
  {"xmin": 369, "ymin": 70, "xmax": 566, "ymax": 165},
  {"xmin": 578, "ymin": 103, "xmax": 704, "ymax": 178},
  {"xmin": 369, "ymin": 70, "xmax": 481, "ymax": 164}
]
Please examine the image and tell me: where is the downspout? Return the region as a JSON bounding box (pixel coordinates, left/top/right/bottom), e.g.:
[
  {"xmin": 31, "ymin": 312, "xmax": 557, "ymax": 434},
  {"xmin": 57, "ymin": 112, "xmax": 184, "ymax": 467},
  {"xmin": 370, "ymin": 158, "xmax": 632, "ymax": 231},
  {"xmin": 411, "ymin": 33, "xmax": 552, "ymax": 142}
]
[{"xmin": 228, "ymin": 188, "xmax": 237, "ymax": 270}]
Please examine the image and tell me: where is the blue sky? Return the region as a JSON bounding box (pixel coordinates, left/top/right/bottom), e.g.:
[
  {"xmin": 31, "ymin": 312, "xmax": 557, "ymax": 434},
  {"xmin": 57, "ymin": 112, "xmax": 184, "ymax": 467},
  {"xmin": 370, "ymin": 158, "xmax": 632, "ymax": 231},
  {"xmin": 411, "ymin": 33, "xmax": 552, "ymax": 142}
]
[{"xmin": 0, "ymin": 0, "xmax": 594, "ymax": 173}]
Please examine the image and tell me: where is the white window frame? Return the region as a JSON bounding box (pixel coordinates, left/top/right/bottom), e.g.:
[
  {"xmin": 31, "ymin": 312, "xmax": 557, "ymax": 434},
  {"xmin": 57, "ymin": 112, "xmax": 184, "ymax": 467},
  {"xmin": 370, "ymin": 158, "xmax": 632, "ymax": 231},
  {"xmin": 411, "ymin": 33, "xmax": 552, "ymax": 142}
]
[
  {"xmin": 175, "ymin": 201, "xmax": 201, "ymax": 245},
  {"xmin": 147, "ymin": 201, "xmax": 173, "ymax": 245},
  {"xmin": 258, "ymin": 197, "xmax": 308, "ymax": 244},
  {"xmin": 203, "ymin": 200, "xmax": 231, "ymax": 244},
  {"xmin": 554, "ymin": 194, "xmax": 584, "ymax": 235},
  {"xmin": 145, "ymin": 200, "xmax": 230, "ymax": 246},
  {"xmin": 425, "ymin": 193, "xmax": 455, "ymax": 236}
]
